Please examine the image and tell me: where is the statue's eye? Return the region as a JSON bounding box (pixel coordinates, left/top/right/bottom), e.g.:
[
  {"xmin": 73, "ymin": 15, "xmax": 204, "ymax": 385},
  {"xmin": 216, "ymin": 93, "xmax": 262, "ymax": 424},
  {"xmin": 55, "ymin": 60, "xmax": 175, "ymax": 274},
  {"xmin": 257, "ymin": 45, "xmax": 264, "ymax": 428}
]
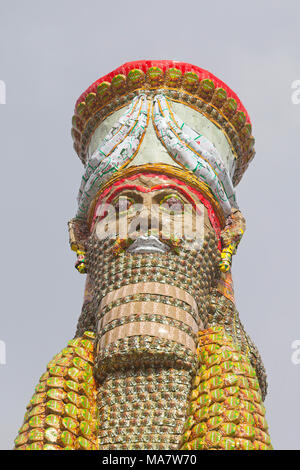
[
  {"xmin": 115, "ymin": 196, "xmax": 133, "ymax": 214},
  {"xmin": 159, "ymin": 195, "xmax": 184, "ymax": 214}
]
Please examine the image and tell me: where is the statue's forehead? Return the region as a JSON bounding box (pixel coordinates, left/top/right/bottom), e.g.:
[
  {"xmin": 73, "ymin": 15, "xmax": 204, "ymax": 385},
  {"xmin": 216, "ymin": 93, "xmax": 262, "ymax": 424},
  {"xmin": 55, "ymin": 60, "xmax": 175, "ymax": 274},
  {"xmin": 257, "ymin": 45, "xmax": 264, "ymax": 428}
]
[
  {"xmin": 97, "ymin": 174, "xmax": 205, "ymax": 203},
  {"xmin": 113, "ymin": 174, "xmax": 176, "ymax": 188},
  {"xmin": 105, "ymin": 174, "xmax": 192, "ymax": 194}
]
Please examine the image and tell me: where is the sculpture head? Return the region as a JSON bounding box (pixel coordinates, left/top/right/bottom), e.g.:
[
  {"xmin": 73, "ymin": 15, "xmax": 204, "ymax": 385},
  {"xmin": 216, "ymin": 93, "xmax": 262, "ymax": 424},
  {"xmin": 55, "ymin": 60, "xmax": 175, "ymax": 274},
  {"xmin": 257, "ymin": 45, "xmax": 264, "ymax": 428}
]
[
  {"xmin": 69, "ymin": 60, "xmax": 252, "ymax": 263},
  {"xmin": 69, "ymin": 60, "xmax": 251, "ymax": 378}
]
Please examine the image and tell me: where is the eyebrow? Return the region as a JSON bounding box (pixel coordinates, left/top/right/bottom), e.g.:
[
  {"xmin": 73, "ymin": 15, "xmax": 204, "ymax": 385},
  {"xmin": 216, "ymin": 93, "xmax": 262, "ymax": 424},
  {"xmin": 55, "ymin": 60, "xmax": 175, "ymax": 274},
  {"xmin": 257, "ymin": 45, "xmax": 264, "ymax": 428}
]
[{"xmin": 105, "ymin": 184, "xmax": 199, "ymax": 207}]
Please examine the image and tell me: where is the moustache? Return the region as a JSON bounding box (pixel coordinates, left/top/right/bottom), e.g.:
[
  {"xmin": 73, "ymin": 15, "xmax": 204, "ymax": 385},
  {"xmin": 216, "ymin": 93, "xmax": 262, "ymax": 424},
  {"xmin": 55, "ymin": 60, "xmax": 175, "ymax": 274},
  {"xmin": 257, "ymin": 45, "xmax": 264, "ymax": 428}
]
[{"xmin": 110, "ymin": 230, "xmax": 182, "ymax": 255}]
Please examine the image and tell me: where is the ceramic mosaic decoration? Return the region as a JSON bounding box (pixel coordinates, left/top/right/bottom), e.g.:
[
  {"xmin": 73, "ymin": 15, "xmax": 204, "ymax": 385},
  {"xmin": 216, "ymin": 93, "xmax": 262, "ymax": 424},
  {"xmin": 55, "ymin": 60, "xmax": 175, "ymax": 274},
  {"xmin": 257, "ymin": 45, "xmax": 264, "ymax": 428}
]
[{"xmin": 15, "ymin": 61, "xmax": 272, "ymax": 450}]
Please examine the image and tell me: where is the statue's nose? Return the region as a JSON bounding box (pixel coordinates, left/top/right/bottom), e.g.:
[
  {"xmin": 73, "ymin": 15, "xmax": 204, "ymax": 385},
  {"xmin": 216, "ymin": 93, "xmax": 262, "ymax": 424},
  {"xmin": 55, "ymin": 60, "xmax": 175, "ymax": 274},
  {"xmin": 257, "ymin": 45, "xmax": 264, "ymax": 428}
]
[{"xmin": 127, "ymin": 204, "xmax": 161, "ymax": 237}]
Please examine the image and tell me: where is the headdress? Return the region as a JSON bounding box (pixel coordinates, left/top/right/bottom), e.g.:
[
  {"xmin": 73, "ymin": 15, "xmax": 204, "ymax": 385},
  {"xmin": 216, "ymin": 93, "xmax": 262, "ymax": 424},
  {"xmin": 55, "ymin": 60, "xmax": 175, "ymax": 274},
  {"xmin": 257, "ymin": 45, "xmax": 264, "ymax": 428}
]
[
  {"xmin": 69, "ymin": 61, "xmax": 253, "ymax": 270},
  {"xmin": 71, "ymin": 61, "xmax": 254, "ymax": 219}
]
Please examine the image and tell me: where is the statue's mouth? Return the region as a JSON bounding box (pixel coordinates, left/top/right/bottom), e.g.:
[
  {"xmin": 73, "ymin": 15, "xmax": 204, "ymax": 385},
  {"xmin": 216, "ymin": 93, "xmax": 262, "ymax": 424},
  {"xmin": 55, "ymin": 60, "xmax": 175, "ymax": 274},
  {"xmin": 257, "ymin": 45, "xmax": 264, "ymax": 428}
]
[{"xmin": 126, "ymin": 235, "xmax": 170, "ymax": 254}]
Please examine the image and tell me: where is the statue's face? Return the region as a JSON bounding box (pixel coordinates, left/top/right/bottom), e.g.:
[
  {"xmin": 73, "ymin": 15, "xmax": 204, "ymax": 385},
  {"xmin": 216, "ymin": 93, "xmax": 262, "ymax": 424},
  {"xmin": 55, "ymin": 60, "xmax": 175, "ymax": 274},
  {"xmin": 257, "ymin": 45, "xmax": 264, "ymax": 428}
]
[
  {"xmin": 90, "ymin": 174, "xmax": 220, "ymax": 254},
  {"xmin": 85, "ymin": 173, "xmax": 222, "ymax": 362}
]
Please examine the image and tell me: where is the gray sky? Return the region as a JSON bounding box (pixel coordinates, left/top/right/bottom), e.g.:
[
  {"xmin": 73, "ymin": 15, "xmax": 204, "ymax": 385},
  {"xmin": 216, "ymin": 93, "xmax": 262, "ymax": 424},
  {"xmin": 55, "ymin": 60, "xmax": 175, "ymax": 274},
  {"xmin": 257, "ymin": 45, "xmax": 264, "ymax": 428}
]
[{"xmin": 0, "ymin": 0, "xmax": 299, "ymax": 450}]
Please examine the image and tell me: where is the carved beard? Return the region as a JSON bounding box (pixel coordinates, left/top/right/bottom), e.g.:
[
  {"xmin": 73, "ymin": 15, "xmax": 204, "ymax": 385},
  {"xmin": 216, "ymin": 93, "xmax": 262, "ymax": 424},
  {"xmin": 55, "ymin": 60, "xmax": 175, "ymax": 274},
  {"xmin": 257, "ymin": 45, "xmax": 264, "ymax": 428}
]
[
  {"xmin": 77, "ymin": 227, "xmax": 221, "ymax": 450},
  {"xmin": 81, "ymin": 226, "xmax": 219, "ymax": 371}
]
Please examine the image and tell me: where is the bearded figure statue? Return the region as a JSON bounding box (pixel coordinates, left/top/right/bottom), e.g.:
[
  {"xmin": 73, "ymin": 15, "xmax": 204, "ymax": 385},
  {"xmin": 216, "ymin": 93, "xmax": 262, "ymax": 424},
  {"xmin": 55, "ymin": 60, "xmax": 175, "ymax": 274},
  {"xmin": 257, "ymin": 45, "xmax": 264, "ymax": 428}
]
[{"xmin": 14, "ymin": 61, "xmax": 272, "ymax": 450}]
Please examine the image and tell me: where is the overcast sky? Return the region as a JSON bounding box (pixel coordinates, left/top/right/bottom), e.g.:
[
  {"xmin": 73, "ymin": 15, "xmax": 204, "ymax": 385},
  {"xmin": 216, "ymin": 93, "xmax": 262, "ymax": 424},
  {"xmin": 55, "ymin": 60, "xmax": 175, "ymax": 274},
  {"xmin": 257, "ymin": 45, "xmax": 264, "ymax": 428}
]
[{"xmin": 0, "ymin": 0, "xmax": 299, "ymax": 450}]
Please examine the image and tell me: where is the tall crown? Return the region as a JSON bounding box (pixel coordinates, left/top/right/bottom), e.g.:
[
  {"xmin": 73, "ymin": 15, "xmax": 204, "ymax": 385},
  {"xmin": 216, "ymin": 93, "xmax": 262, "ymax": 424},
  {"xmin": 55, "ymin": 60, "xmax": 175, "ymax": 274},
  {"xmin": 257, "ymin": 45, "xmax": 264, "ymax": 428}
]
[
  {"xmin": 72, "ymin": 60, "xmax": 254, "ymax": 186},
  {"xmin": 71, "ymin": 61, "xmax": 255, "ymax": 223}
]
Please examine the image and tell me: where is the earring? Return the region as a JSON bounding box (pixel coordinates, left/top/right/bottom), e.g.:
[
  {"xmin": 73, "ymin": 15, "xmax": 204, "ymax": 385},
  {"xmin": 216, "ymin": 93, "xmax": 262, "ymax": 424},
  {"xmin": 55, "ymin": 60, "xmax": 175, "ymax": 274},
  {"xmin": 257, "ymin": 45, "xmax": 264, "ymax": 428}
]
[
  {"xmin": 219, "ymin": 243, "xmax": 237, "ymax": 272},
  {"xmin": 75, "ymin": 250, "xmax": 87, "ymax": 274}
]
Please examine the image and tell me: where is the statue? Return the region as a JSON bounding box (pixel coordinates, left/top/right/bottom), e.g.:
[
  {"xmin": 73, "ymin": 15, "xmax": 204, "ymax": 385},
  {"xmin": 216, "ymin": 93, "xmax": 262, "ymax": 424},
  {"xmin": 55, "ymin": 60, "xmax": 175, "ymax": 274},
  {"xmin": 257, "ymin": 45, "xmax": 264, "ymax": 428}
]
[{"xmin": 14, "ymin": 61, "xmax": 272, "ymax": 450}]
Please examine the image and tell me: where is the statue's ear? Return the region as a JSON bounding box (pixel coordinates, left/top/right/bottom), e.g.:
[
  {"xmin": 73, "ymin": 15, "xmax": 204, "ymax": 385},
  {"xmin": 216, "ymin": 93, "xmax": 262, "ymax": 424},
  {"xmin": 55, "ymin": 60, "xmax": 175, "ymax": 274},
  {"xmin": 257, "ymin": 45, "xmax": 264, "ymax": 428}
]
[
  {"xmin": 221, "ymin": 208, "xmax": 246, "ymax": 248},
  {"xmin": 219, "ymin": 209, "xmax": 246, "ymax": 273},
  {"xmin": 68, "ymin": 218, "xmax": 90, "ymax": 253}
]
